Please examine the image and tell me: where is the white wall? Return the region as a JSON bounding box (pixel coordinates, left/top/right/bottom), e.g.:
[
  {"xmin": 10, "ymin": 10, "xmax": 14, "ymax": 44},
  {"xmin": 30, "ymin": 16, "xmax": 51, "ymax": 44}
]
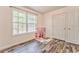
[
  {"xmin": 43, "ymin": 14, "xmax": 53, "ymax": 38},
  {"xmin": 0, "ymin": 6, "xmax": 43, "ymax": 50},
  {"xmin": 43, "ymin": 7, "xmax": 79, "ymax": 41},
  {"xmin": 43, "ymin": 7, "xmax": 66, "ymax": 38}
]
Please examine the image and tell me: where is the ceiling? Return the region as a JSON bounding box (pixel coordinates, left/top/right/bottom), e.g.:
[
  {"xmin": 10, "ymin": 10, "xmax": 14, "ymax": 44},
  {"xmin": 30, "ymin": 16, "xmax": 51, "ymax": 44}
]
[{"xmin": 24, "ymin": 6, "xmax": 65, "ymax": 13}]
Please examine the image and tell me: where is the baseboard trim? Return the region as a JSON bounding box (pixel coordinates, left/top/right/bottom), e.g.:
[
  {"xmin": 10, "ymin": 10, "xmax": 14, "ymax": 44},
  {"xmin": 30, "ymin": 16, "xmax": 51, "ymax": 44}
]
[{"xmin": 0, "ymin": 39, "xmax": 34, "ymax": 53}]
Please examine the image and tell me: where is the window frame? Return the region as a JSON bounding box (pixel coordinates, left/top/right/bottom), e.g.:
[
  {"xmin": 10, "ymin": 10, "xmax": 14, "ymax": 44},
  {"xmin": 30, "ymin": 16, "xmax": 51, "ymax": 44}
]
[{"xmin": 12, "ymin": 8, "xmax": 37, "ymax": 36}]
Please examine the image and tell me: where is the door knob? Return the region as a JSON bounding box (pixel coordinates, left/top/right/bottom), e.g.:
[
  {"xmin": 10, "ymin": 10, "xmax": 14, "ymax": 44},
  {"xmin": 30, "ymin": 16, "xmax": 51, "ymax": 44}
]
[
  {"xmin": 68, "ymin": 28, "xmax": 71, "ymax": 30},
  {"xmin": 64, "ymin": 28, "xmax": 66, "ymax": 30}
]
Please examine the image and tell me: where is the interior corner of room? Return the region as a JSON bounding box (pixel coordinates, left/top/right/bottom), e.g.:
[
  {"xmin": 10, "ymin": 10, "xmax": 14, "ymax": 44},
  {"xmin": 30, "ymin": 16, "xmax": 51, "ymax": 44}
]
[
  {"xmin": 0, "ymin": 6, "xmax": 44, "ymax": 51},
  {"xmin": 0, "ymin": 6, "xmax": 79, "ymax": 53}
]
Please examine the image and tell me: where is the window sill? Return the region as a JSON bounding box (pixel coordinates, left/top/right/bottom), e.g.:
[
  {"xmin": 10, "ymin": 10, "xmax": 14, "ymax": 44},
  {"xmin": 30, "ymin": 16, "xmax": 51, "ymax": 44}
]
[{"xmin": 12, "ymin": 31, "xmax": 35, "ymax": 37}]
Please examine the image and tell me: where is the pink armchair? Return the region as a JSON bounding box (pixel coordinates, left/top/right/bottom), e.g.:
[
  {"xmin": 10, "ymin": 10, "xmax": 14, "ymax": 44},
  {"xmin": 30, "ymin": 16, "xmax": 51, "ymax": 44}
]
[{"xmin": 35, "ymin": 27, "xmax": 46, "ymax": 39}]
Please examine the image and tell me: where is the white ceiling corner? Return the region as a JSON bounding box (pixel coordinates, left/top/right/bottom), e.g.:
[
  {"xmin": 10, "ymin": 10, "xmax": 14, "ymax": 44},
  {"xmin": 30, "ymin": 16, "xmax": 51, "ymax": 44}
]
[{"xmin": 24, "ymin": 6, "xmax": 66, "ymax": 13}]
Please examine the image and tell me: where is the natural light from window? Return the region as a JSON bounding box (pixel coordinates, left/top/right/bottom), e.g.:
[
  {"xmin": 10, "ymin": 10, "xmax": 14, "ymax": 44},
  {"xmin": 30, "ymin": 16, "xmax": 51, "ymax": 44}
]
[{"xmin": 12, "ymin": 8, "xmax": 37, "ymax": 35}]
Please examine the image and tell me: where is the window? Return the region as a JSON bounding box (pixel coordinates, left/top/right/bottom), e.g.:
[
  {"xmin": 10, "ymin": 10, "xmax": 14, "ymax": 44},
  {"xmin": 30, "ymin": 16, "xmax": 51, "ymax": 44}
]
[
  {"xmin": 12, "ymin": 8, "xmax": 37, "ymax": 35},
  {"xmin": 27, "ymin": 13, "xmax": 37, "ymax": 32}
]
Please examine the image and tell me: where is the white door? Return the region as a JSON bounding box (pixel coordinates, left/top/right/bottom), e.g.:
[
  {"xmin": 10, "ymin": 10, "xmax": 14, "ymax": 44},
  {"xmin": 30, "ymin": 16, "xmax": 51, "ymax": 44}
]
[
  {"xmin": 73, "ymin": 10, "xmax": 79, "ymax": 44},
  {"xmin": 67, "ymin": 12, "xmax": 75, "ymax": 43},
  {"xmin": 53, "ymin": 13, "xmax": 66, "ymax": 40},
  {"xmin": 67, "ymin": 10, "xmax": 79, "ymax": 45}
]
